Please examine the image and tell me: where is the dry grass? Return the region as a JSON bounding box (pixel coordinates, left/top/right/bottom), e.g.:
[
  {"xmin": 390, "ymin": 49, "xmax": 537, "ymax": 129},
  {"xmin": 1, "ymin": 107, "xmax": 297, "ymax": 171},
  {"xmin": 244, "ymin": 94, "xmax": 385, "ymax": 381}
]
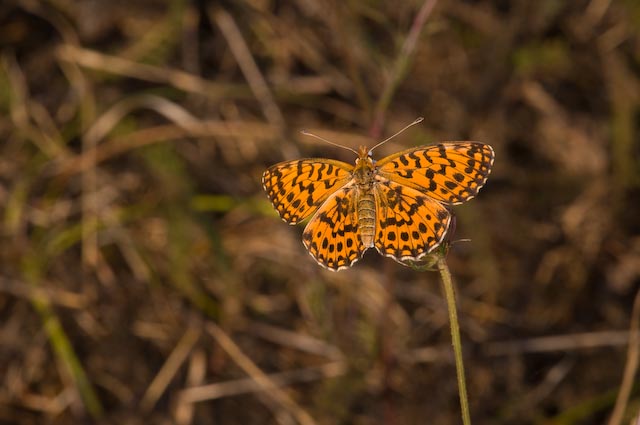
[{"xmin": 1, "ymin": 0, "xmax": 639, "ymax": 424}]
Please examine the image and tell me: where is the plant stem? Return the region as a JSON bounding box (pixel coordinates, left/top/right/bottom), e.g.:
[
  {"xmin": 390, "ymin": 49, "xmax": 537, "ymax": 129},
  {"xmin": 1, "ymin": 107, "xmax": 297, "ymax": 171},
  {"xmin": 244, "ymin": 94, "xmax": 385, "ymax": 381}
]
[
  {"xmin": 370, "ymin": 0, "xmax": 438, "ymax": 138},
  {"xmin": 23, "ymin": 254, "xmax": 104, "ymax": 419},
  {"xmin": 437, "ymin": 256, "xmax": 471, "ymax": 425}
]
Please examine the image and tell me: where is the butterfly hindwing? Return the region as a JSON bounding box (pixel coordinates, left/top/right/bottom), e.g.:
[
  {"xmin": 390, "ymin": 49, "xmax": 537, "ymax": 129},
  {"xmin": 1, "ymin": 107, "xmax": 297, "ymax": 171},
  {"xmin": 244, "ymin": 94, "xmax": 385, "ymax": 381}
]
[
  {"xmin": 262, "ymin": 159, "xmax": 353, "ymax": 224},
  {"xmin": 302, "ymin": 185, "xmax": 365, "ymax": 270},
  {"xmin": 374, "ymin": 176, "xmax": 451, "ymax": 262}
]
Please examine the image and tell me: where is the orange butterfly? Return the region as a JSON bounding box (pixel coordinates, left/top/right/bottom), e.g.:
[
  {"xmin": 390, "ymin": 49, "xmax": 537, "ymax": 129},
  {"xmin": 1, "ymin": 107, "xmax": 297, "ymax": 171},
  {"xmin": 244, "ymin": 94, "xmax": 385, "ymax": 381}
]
[{"xmin": 262, "ymin": 119, "xmax": 494, "ymax": 271}]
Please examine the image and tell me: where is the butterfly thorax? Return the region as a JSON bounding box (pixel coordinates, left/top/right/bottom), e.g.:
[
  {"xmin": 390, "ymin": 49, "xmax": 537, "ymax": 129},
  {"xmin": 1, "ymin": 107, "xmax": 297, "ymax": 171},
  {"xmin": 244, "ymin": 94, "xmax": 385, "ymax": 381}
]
[{"xmin": 353, "ymin": 146, "xmax": 377, "ymax": 247}]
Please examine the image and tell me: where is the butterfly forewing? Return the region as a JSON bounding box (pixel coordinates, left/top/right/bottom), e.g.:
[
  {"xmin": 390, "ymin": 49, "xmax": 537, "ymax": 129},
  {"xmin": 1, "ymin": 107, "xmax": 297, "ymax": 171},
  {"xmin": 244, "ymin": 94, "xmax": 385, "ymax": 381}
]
[
  {"xmin": 374, "ymin": 177, "xmax": 451, "ymax": 261},
  {"xmin": 262, "ymin": 159, "xmax": 353, "ymax": 224},
  {"xmin": 377, "ymin": 142, "xmax": 494, "ymax": 205}
]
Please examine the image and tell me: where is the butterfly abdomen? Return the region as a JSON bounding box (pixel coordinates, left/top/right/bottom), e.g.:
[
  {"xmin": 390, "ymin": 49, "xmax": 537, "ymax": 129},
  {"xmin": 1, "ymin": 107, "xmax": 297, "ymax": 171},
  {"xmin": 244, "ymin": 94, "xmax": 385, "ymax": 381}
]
[{"xmin": 357, "ymin": 191, "xmax": 376, "ymax": 248}]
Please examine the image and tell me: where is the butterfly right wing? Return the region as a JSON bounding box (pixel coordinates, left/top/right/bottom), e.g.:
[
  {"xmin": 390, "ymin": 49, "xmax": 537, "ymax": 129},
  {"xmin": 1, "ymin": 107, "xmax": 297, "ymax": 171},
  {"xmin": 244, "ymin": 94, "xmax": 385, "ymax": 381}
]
[{"xmin": 262, "ymin": 158, "xmax": 353, "ymax": 224}]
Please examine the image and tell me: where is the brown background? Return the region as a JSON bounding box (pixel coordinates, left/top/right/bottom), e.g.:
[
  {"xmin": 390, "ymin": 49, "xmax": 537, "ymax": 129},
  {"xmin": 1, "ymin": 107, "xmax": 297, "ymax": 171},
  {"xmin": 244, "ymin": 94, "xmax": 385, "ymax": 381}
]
[{"xmin": 0, "ymin": 0, "xmax": 639, "ymax": 424}]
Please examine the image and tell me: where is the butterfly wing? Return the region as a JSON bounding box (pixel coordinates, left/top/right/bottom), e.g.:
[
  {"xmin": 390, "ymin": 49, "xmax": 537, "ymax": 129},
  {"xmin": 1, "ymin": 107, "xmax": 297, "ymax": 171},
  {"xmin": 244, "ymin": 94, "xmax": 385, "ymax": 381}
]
[
  {"xmin": 262, "ymin": 159, "xmax": 353, "ymax": 224},
  {"xmin": 376, "ymin": 142, "xmax": 494, "ymax": 205},
  {"xmin": 302, "ymin": 184, "xmax": 365, "ymax": 271},
  {"xmin": 374, "ymin": 176, "xmax": 451, "ymax": 262}
]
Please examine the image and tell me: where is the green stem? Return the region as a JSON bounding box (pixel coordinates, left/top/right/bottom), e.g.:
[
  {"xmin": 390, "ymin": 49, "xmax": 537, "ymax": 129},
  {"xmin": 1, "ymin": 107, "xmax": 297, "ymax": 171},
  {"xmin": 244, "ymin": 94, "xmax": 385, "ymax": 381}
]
[
  {"xmin": 23, "ymin": 255, "xmax": 104, "ymax": 419},
  {"xmin": 437, "ymin": 256, "xmax": 471, "ymax": 425},
  {"xmin": 31, "ymin": 294, "xmax": 104, "ymax": 418}
]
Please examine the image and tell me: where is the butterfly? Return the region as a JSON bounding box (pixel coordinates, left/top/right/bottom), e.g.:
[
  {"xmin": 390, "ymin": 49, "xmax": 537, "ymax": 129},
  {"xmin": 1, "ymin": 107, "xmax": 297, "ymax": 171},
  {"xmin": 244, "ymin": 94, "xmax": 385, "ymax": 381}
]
[{"xmin": 262, "ymin": 120, "xmax": 494, "ymax": 271}]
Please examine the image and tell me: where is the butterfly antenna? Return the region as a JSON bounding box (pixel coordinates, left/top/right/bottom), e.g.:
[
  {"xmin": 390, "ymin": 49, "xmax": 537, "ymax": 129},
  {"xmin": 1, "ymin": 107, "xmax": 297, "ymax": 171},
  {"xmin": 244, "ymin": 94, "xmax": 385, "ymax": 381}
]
[
  {"xmin": 368, "ymin": 117, "xmax": 424, "ymax": 154},
  {"xmin": 300, "ymin": 130, "xmax": 359, "ymax": 155}
]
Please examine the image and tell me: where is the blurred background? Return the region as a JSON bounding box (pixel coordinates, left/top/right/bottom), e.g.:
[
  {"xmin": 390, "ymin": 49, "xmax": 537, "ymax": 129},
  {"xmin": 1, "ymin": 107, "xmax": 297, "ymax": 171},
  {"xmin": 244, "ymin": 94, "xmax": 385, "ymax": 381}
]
[{"xmin": 1, "ymin": 0, "xmax": 639, "ymax": 424}]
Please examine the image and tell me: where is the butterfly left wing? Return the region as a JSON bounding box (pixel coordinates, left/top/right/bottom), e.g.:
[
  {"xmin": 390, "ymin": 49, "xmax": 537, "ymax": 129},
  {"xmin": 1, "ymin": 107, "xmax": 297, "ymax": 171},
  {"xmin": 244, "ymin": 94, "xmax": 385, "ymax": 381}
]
[
  {"xmin": 376, "ymin": 142, "xmax": 494, "ymax": 205},
  {"xmin": 262, "ymin": 159, "xmax": 353, "ymax": 224},
  {"xmin": 374, "ymin": 176, "xmax": 451, "ymax": 262},
  {"xmin": 302, "ymin": 184, "xmax": 365, "ymax": 271}
]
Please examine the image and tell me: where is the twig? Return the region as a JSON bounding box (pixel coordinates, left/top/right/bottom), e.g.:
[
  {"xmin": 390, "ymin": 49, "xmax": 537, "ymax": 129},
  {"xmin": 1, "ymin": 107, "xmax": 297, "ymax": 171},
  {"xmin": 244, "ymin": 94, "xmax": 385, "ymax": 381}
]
[
  {"xmin": 56, "ymin": 44, "xmax": 241, "ymax": 100},
  {"xmin": 485, "ymin": 330, "xmax": 640, "ymax": 356},
  {"xmin": 206, "ymin": 322, "xmax": 317, "ymax": 425},
  {"xmin": 370, "ymin": 0, "xmax": 438, "ymax": 138},
  {"xmin": 245, "ymin": 321, "xmax": 343, "ymax": 360},
  {"xmin": 210, "ymin": 7, "xmax": 286, "ymax": 130},
  {"xmin": 607, "ymin": 288, "xmax": 640, "ymax": 425},
  {"xmin": 54, "ymin": 120, "xmax": 279, "ymax": 177},
  {"xmin": 179, "ymin": 361, "xmax": 346, "ymax": 403},
  {"xmin": 141, "ymin": 326, "xmax": 201, "ymax": 412}
]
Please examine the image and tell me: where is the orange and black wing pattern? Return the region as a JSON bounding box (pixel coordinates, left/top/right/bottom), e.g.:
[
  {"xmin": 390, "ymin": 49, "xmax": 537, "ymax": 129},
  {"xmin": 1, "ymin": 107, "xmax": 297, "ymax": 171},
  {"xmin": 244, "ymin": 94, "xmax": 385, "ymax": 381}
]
[
  {"xmin": 262, "ymin": 159, "xmax": 353, "ymax": 224},
  {"xmin": 377, "ymin": 142, "xmax": 494, "ymax": 205}
]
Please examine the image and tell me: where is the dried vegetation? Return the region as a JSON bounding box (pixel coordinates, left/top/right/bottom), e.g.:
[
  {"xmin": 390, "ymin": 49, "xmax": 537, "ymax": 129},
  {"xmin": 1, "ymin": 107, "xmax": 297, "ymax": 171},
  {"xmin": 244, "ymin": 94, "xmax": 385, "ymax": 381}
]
[{"xmin": 0, "ymin": 0, "xmax": 639, "ymax": 424}]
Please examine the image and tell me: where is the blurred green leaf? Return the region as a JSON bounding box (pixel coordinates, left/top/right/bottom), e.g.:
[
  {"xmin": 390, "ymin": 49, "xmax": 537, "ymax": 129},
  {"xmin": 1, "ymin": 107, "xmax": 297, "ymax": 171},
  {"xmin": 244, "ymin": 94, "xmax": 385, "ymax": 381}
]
[{"xmin": 513, "ymin": 39, "xmax": 571, "ymax": 77}]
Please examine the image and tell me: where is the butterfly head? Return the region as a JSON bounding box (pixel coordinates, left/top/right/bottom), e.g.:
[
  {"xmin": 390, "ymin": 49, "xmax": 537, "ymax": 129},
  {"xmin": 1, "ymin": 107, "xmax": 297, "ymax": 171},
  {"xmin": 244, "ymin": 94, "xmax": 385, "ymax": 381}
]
[
  {"xmin": 353, "ymin": 146, "xmax": 376, "ymax": 185},
  {"xmin": 358, "ymin": 145, "xmax": 373, "ymax": 159}
]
